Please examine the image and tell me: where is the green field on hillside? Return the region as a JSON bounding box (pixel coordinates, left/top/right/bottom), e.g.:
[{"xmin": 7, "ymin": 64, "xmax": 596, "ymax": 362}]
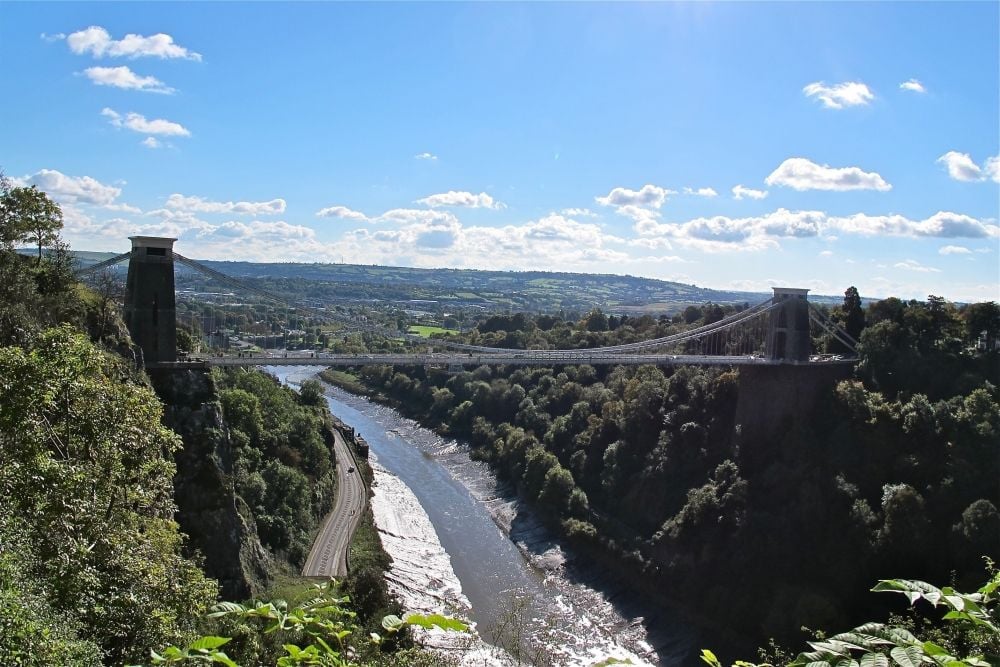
[{"xmin": 407, "ymin": 325, "xmax": 460, "ymax": 337}]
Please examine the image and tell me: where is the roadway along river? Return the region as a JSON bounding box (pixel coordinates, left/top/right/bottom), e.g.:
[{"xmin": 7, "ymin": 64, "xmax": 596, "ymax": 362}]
[
  {"xmin": 301, "ymin": 427, "xmax": 365, "ymax": 577},
  {"xmin": 269, "ymin": 367, "xmax": 694, "ymax": 666}
]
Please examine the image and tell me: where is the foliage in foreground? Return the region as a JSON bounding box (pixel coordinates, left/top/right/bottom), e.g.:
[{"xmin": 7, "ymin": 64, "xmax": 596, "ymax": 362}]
[
  {"xmin": 0, "ymin": 327, "xmax": 218, "ymax": 664},
  {"xmin": 702, "ymin": 570, "xmax": 1000, "ymax": 667},
  {"xmin": 132, "ymin": 580, "xmax": 467, "ymax": 667}
]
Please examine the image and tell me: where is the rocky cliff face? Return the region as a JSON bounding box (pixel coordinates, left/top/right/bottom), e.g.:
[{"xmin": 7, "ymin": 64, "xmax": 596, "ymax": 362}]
[{"xmin": 149, "ymin": 368, "xmax": 270, "ymax": 600}]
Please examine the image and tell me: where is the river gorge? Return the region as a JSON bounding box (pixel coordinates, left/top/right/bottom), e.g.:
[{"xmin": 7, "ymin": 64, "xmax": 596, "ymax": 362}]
[{"xmin": 269, "ymin": 366, "xmax": 694, "ymax": 666}]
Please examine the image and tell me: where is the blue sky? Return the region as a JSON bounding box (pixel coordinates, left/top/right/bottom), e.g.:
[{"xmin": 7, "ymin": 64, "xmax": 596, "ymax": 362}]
[{"xmin": 2, "ymin": 2, "xmax": 997, "ymax": 301}]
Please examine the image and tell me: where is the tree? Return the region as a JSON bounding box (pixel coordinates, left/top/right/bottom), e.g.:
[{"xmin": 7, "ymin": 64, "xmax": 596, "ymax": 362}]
[
  {"xmin": 963, "ymin": 301, "xmax": 1000, "ymax": 350},
  {"xmin": 584, "ymin": 309, "xmax": 609, "ymax": 332},
  {"xmin": 842, "ymin": 286, "xmax": 865, "ymax": 341},
  {"xmin": 0, "ymin": 327, "xmax": 217, "ymax": 663},
  {"xmin": 0, "ymin": 185, "xmax": 63, "ymax": 262},
  {"xmin": 91, "ymin": 268, "xmax": 125, "ymax": 342}
]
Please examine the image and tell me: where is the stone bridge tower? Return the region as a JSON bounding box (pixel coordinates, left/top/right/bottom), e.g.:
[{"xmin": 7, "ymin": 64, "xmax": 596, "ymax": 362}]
[
  {"xmin": 766, "ymin": 287, "xmax": 811, "ymax": 362},
  {"xmin": 124, "ymin": 236, "xmax": 177, "ymax": 365}
]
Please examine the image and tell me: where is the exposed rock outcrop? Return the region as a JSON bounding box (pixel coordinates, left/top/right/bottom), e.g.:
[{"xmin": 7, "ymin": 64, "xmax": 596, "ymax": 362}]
[{"xmin": 149, "ymin": 368, "xmax": 270, "ymax": 600}]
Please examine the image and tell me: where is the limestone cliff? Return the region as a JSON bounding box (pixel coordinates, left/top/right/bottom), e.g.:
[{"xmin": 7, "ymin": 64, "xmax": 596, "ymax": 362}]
[{"xmin": 149, "ymin": 368, "xmax": 270, "ymax": 600}]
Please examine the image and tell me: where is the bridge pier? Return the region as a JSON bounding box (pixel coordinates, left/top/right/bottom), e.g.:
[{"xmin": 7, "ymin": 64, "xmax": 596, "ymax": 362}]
[
  {"xmin": 766, "ymin": 287, "xmax": 811, "ymax": 362},
  {"xmin": 124, "ymin": 236, "xmax": 177, "ymax": 365}
]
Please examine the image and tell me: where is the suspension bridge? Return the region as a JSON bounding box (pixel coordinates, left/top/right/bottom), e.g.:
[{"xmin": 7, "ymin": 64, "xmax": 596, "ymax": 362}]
[{"xmin": 76, "ymin": 236, "xmax": 858, "ymax": 370}]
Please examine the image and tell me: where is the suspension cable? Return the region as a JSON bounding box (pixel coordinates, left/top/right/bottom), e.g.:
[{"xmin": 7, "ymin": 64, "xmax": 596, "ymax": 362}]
[{"xmin": 73, "ymin": 250, "xmax": 133, "ymax": 277}]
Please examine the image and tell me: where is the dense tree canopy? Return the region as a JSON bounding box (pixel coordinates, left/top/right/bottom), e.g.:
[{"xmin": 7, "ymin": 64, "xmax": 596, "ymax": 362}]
[
  {"xmin": 0, "ymin": 327, "xmax": 218, "ymax": 664},
  {"xmin": 340, "ymin": 293, "xmax": 999, "ymax": 647}
]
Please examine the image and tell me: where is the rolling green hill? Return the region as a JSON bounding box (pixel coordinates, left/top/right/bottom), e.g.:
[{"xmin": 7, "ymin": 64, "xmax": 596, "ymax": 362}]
[{"xmin": 73, "ymin": 250, "xmax": 849, "ymax": 314}]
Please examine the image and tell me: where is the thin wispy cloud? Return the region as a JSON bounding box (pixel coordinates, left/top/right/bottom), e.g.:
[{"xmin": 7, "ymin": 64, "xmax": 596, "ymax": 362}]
[
  {"xmin": 83, "ymin": 66, "xmax": 175, "ymax": 94},
  {"xmin": 894, "ymin": 259, "xmax": 940, "ymax": 273},
  {"xmin": 102, "ymin": 108, "xmax": 191, "ymax": 137},
  {"xmin": 939, "ymin": 245, "xmax": 971, "ymax": 255},
  {"xmin": 803, "ymin": 80, "xmax": 874, "ymax": 109},
  {"xmin": 167, "ymin": 194, "xmax": 286, "ymax": 215},
  {"xmin": 415, "ymin": 152, "xmax": 438, "ymax": 161},
  {"xmin": 683, "ymin": 187, "xmax": 718, "ymax": 198}
]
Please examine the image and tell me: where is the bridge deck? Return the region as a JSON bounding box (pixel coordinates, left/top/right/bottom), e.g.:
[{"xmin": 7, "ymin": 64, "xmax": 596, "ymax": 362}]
[{"xmin": 191, "ymin": 352, "xmax": 854, "ymax": 368}]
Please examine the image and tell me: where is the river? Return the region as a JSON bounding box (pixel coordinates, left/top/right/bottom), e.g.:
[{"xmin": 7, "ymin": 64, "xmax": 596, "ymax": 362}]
[{"xmin": 268, "ymin": 366, "xmax": 694, "ymax": 666}]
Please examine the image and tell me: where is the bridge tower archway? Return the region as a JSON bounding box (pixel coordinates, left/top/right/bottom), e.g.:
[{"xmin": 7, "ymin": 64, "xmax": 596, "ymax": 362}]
[
  {"xmin": 766, "ymin": 287, "xmax": 810, "ymax": 362},
  {"xmin": 124, "ymin": 236, "xmax": 177, "ymax": 364}
]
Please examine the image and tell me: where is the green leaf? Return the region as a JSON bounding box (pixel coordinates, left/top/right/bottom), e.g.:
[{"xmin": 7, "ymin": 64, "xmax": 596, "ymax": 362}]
[
  {"xmin": 209, "ymin": 653, "xmax": 238, "ymax": 667},
  {"xmin": 860, "ymin": 653, "xmax": 889, "ymax": 667},
  {"xmin": 889, "ymin": 646, "xmax": 923, "ymax": 667},
  {"xmin": 831, "ymin": 659, "xmax": 860, "ymax": 667},
  {"xmin": 207, "ymin": 602, "xmax": 246, "ymax": 618},
  {"xmin": 404, "ymin": 612, "xmax": 468, "ymax": 632},
  {"xmin": 381, "ymin": 614, "xmax": 404, "ymax": 631},
  {"xmin": 831, "ymin": 633, "xmax": 878, "ymax": 651},
  {"xmin": 700, "ymin": 650, "xmax": 722, "ymax": 667},
  {"xmin": 921, "ymin": 642, "xmax": 948, "ymax": 657},
  {"xmin": 884, "ymin": 628, "xmax": 918, "ymax": 646},
  {"xmin": 189, "ymin": 636, "xmax": 231, "ymax": 651}
]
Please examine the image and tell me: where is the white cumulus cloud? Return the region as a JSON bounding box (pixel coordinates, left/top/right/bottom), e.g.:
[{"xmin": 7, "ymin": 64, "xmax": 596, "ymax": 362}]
[
  {"xmin": 627, "ymin": 207, "xmax": 998, "ymax": 253},
  {"xmin": 142, "ymin": 137, "xmax": 162, "ymax": 149},
  {"xmin": 561, "ymin": 208, "xmax": 597, "ymax": 217},
  {"xmin": 633, "ymin": 208, "xmax": 826, "ymax": 253},
  {"xmin": 828, "ymin": 211, "xmax": 999, "ymax": 239},
  {"xmin": 899, "ymin": 78, "xmax": 926, "ymax": 93},
  {"xmin": 83, "ymin": 66, "xmax": 174, "ymax": 93},
  {"xmin": 937, "ymin": 151, "xmax": 1000, "ymax": 183},
  {"xmin": 731, "ymin": 184, "xmax": 768, "ymax": 200},
  {"xmin": 19, "ymin": 169, "xmax": 122, "ymax": 207},
  {"xmin": 803, "ymin": 81, "xmax": 875, "ymax": 109},
  {"xmin": 378, "ymin": 208, "xmax": 459, "ymax": 225},
  {"xmin": 102, "ymin": 107, "xmax": 190, "ymax": 137},
  {"xmin": 166, "ymin": 194, "xmax": 286, "ymax": 216},
  {"xmin": 765, "ymin": 157, "xmax": 891, "ymax": 192},
  {"xmin": 683, "ymin": 187, "xmax": 718, "ymax": 197},
  {"xmin": 985, "ymin": 157, "xmax": 1000, "ymax": 183},
  {"xmin": 66, "ymin": 26, "xmax": 201, "ymax": 60},
  {"xmin": 414, "ymin": 152, "xmax": 438, "ymax": 161},
  {"xmin": 596, "ymin": 184, "xmax": 674, "ymax": 209},
  {"xmin": 316, "ymin": 205, "xmax": 370, "ymax": 222},
  {"xmin": 415, "ymin": 191, "xmax": 503, "ymax": 209}
]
